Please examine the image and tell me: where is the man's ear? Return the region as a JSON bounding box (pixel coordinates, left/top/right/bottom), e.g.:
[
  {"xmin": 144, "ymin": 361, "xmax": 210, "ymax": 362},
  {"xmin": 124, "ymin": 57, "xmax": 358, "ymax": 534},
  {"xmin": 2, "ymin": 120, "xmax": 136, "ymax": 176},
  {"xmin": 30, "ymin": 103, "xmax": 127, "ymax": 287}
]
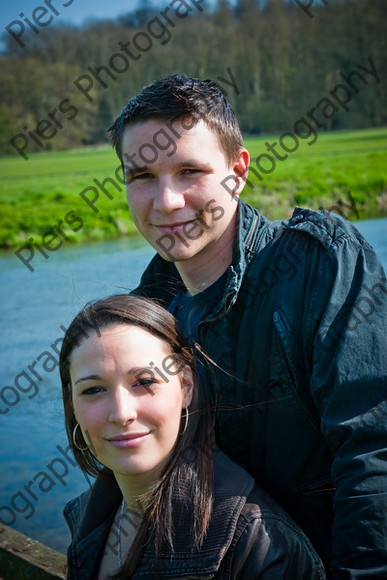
[
  {"xmin": 232, "ymin": 148, "xmax": 250, "ymax": 197},
  {"xmin": 181, "ymin": 366, "xmax": 194, "ymax": 407}
]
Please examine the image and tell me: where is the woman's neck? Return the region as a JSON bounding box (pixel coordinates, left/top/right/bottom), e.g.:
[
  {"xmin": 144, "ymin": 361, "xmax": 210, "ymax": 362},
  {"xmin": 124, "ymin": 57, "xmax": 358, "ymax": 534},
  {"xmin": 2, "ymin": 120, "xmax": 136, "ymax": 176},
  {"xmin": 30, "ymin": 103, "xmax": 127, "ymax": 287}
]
[{"xmin": 113, "ymin": 465, "xmax": 162, "ymax": 512}]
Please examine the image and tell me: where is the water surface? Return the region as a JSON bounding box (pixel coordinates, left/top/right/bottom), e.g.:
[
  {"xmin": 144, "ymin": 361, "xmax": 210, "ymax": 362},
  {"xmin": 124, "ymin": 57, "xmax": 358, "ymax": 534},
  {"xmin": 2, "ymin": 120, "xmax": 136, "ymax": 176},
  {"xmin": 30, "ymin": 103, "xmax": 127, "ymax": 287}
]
[{"xmin": 0, "ymin": 219, "xmax": 385, "ymax": 553}]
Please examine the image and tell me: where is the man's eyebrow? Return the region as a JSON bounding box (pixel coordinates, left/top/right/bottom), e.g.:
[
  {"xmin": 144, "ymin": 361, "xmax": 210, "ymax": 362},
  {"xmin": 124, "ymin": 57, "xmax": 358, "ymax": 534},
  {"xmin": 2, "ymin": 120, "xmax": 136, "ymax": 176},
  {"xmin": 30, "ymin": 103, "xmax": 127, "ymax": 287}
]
[
  {"xmin": 123, "ymin": 164, "xmax": 148, "ymax": 178},
  {"xmin": 123, "ymin": 160, "xmax": 212, "ymax": 177},
  {"xmin": 175, "ymin": 160, "xmax": 212, "ymax": 170}
]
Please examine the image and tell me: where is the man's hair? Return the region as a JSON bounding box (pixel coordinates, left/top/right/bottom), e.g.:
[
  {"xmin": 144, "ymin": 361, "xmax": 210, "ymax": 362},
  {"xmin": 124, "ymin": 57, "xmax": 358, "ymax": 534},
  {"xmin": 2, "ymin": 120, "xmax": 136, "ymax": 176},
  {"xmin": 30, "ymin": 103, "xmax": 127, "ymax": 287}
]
[{"xmin": 108, "ymin": 74, "xmax": 243, "ymax": 165}]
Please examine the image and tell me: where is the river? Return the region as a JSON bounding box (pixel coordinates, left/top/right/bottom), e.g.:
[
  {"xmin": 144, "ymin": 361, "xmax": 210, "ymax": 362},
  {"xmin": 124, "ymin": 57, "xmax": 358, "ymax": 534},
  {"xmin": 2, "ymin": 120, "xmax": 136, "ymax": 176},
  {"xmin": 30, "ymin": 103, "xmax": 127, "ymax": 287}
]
[{"xmin": 0, "ymin": 218, "xmax": 386, "ymax": 553}]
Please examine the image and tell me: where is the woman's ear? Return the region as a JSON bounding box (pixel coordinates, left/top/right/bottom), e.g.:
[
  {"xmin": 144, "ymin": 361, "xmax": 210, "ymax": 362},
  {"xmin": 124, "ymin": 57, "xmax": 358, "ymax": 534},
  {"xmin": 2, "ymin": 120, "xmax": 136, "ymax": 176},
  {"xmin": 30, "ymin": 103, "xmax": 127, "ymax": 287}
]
[{"xmin": 181, "ymin": 365, "xmax": 194, "ymax": 407}]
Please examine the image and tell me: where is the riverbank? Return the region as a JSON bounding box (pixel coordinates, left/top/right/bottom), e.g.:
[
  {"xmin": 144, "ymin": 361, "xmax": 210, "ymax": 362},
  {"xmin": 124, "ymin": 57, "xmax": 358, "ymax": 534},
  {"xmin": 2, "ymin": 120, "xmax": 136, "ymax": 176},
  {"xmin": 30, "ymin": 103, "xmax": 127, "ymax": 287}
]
[
  {"xmin": 0, "ymin": 127, "xmax": 386, "ymax": 249},
  {"xmin": 0, "ymin": 524, "xmax": 66, "ymax": 579}
]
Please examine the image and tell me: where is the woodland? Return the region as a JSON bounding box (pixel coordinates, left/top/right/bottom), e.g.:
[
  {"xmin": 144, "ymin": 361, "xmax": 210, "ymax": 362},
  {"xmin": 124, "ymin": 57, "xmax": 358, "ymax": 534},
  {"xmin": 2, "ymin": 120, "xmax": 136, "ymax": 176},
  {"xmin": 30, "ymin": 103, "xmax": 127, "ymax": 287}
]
[{"xmin": 0, "ymin": 0, "xmax": 386, "ymax": 156}]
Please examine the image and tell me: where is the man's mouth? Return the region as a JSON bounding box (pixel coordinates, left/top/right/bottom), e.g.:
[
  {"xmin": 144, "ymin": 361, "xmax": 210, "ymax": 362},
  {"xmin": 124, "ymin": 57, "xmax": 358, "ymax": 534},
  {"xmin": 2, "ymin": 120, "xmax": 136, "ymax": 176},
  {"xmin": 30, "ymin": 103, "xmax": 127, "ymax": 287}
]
[{"xmin": 153, "ymin": 220, "xmax": 196, "ymax": 234}]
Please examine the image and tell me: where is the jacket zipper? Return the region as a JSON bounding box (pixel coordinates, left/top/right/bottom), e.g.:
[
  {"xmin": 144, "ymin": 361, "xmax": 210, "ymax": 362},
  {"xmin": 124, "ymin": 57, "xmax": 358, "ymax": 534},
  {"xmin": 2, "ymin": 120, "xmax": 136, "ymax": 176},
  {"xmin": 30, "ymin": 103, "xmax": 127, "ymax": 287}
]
[
  {"xmin": 274, "ymin": 310, "xmax": 322, "ymax": 430},
  {"xmin": 299, "ymin": 479, "xmax": 336, "ymax": 494},
  {"xmin": 245, "ymin": 212, "xmax": 259, "ymax": 251}
]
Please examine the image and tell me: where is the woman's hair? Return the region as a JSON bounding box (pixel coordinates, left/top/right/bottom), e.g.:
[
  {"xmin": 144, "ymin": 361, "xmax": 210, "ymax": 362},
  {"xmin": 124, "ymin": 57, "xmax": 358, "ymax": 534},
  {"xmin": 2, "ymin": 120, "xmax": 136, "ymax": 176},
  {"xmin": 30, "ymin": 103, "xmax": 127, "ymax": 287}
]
[
  {"xmin": 59, "ymin": 294, "xmax": 213, "ymax": 578},
  {"xmin": 108, "ymin": 73, "xmax": 244, "ymax": 166}
]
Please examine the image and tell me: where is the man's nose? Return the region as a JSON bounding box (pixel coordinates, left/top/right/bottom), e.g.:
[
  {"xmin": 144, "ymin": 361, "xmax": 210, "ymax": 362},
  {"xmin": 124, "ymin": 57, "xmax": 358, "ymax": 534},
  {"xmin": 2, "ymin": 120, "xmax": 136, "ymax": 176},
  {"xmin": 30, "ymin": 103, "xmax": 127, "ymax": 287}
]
[
  {"xmin": 108, "ymin": 387, "xmax": 137, "ymax": 425},
  {"xmin": 153, "ymin": 177, "xmax": 185, "ymax": 213}
]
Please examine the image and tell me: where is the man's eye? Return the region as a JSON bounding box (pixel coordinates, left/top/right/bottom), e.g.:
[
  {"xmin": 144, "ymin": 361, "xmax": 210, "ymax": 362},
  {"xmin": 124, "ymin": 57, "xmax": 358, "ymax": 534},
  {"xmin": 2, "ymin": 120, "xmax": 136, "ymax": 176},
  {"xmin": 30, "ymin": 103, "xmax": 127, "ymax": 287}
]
[
  {"xmin": 182, "ymin": 168, "xmax": 202, "ymax": 175},
  {"xmin": 134, "ymin": 378, "xmax": 156, "ymax": 388},
  {"xmin": 127, "ymin": 172, "xmax": 153, "ymax": 182},
  {"xmin": 137, "ymin": 173, "xmax": 153, "ymax": 179}
]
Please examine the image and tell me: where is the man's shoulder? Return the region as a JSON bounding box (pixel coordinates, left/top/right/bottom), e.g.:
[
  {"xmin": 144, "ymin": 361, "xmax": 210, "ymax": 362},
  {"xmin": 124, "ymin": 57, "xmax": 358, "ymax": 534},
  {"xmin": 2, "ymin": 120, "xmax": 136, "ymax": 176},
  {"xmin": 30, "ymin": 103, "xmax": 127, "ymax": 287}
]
[
  {"xmin": 240, "ymin": 205, "xmax": 377, "ymax": 297},
  {"xmin": 244, "ymin": 205, "xmax": 370, "ymax": 265},
  {"xmin": 239, "ymin": 200, "xmax": 368, "ymax": 253},
  {"xmin": 278, "ymin": 206, "xmax": 367, "ymax": 251}
]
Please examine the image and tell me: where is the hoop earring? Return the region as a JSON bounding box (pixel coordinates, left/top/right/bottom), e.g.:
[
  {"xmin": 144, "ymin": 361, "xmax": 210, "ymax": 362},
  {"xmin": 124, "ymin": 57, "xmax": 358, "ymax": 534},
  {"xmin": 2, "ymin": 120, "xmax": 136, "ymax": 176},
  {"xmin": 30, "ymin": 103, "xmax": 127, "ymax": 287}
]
[
  {"xmin": 180, "ymin": 407, "xmax": 189, "ymax": 436},
  {"xmin": 72, "ymin": 423, "xmax": 88, "ymax": 451}
]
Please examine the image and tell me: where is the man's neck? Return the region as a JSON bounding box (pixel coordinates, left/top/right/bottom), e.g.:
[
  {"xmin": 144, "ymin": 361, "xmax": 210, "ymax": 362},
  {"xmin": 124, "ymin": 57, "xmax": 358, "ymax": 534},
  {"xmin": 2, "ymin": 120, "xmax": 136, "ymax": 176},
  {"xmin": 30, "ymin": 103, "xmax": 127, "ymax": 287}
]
[
  {"xmin": 176, "ymin": 218, "xmax": 236, "ymax": 296},
  {"xmin": 178, "ymin": 262, "xmax": 230, "ymax": 296}
]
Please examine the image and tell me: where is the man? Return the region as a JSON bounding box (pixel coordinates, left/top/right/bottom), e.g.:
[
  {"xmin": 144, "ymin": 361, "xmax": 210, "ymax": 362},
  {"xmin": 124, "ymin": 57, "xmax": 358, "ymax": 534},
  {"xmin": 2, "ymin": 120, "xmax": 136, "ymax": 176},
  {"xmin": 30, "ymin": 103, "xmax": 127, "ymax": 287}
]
[{"xmin": 109, "ymin": 75, "xmax": 387, "ymax": 578}]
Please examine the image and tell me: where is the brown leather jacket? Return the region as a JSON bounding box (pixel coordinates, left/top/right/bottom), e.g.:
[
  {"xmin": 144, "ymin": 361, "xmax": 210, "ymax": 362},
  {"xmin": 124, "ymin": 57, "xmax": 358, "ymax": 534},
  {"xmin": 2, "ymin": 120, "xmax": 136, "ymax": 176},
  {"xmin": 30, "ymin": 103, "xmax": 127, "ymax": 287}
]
[{"xmin": 64, "ymin": 450, "xmax": 325, "ymax": 579}]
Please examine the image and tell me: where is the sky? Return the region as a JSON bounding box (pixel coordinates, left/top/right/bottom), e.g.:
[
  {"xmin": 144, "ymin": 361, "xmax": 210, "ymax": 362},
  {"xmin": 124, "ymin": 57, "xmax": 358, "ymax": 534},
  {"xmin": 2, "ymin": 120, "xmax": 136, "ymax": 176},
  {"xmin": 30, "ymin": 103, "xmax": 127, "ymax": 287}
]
[{"xmin": 0, "ymin": 0, "xmax": 217, "ymax": 30}]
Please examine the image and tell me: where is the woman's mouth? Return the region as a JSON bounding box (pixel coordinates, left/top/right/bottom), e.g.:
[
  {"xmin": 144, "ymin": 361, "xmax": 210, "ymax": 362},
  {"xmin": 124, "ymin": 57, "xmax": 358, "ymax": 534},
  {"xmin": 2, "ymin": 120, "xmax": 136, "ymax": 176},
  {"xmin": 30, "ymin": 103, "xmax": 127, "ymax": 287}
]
[{"xmin": 106, "ymin": 432, "xmax": 150, "ymax": 448}]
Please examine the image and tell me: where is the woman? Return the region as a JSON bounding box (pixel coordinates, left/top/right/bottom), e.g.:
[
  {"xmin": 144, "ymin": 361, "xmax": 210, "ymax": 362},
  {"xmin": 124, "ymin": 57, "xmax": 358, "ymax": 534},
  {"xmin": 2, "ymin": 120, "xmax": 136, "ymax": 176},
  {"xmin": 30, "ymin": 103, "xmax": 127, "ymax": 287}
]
[{"xmin": 60, "ymin": 294, "xmax": 325, "ymax": 579}]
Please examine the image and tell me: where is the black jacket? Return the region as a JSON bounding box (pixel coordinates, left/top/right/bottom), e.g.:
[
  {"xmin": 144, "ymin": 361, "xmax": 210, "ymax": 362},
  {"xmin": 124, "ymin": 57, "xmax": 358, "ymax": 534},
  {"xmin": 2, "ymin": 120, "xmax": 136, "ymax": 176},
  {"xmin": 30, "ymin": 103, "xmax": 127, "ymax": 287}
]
[
  {"xmin": 64, "ymin": 450, "xmax": 325, "ymax": 579},
  {"xmin": 133, "ymin": 202, "xmax": 387, "ymax": 578}
]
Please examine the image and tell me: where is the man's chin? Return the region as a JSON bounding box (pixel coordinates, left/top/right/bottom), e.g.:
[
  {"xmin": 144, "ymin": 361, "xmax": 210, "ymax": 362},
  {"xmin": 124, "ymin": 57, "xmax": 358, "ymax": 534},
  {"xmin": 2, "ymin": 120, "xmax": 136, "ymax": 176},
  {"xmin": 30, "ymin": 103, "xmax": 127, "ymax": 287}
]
[
  {"xmin": 158, "ymin": 250, "xmax": 196, "ymax": 263},
  {"xmin": 150, "ymin": 242, "xmax": 199, "ymax": 263}
]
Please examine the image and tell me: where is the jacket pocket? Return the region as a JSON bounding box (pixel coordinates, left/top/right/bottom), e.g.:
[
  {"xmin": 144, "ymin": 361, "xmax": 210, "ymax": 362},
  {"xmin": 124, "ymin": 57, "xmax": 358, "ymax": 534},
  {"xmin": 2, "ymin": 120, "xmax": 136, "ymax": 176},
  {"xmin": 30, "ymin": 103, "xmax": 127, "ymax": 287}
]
[{"xmin": 272, "ymin": 309, "xmax": 321, "ymax": 433}]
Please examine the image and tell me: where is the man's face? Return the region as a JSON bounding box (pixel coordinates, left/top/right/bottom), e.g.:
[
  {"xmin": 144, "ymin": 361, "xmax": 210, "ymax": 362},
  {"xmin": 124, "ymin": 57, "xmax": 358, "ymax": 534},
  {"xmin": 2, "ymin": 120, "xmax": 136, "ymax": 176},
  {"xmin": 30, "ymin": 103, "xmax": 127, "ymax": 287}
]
[{"xmin": 121, "ymin": 119, "xmax": 248, "ymax": 272}]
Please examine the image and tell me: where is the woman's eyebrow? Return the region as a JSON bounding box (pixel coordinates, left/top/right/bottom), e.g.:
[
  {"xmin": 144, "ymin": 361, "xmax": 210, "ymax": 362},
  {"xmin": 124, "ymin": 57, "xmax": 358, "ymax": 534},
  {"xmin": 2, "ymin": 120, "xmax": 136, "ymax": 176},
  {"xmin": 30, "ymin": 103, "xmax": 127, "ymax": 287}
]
[
  {"xmin": 75, "ymin": 368, "xmax": 156, "ymax": 384},
  {"xmin": 74, "ymin": 374, "xmax": 102, "ymax": 384},
  {"xmin": 127, "ymin": 366, "xmax": 156, "ymax": 375}
]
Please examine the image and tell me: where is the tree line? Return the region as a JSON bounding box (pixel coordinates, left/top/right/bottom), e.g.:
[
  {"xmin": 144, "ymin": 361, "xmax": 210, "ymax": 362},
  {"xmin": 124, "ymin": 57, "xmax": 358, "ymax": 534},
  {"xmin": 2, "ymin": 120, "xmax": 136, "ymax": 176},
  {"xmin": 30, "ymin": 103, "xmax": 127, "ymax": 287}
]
[{"xmin": 0, "ymin": 0, "xmax": 385, "ymax": 156}]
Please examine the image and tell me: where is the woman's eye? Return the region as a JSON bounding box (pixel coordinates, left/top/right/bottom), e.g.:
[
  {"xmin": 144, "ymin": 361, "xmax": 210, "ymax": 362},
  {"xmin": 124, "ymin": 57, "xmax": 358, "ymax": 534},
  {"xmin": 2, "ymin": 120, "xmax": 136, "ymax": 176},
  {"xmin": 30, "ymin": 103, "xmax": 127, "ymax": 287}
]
[{"xmin": 82, "ymin": 386, "xmax": 104, "ymax": 396}]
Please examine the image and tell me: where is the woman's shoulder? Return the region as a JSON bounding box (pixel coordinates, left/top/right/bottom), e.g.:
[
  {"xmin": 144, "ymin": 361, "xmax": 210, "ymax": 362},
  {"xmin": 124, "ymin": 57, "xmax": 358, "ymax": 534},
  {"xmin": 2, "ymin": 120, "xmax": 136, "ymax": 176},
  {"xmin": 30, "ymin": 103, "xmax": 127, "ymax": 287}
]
[
  {"xmin": 63, "ymin": 469, "xmax": 119, "ymax": 538},
  {"xmin": 213, "ymin": 451, "xmax": 326, "ymax": 578},
  {"xmin": 229, "ymin": 493, "xmax": 326, "ymax": 579},
  {"xmin": 213, "ymin": 449, "xmax": 308, "ymax": 535},
  {"xmin": 63, "ymin": 486, "xmax": 93, "ymax": 533}
]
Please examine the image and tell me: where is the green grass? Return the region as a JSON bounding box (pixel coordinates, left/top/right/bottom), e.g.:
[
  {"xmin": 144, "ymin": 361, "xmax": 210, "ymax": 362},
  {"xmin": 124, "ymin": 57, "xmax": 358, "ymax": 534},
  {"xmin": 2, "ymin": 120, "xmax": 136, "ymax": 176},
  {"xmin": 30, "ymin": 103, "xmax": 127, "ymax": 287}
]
[
  {"xmin": 0, "ymin": 127, "xmax": 386, "ymax": 249},
  {"xmin": 242, "ymin": 127, "xmax": 387, "ymax": 220}
]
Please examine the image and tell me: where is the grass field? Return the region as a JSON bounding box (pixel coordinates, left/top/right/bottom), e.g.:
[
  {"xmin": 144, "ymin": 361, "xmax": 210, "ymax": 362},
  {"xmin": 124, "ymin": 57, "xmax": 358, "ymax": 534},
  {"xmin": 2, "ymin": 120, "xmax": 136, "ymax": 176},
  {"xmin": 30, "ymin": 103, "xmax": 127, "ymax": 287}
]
[{"xmin": 0, "ymin": 127, "xmax": 386, "ymax": 249}]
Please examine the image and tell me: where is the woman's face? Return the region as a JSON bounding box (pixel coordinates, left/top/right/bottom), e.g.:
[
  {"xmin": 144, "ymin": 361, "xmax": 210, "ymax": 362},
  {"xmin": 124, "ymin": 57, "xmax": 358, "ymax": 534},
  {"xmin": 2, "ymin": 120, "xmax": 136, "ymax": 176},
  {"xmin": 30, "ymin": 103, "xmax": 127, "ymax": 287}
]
[{"xmin": 69, "ymin": 324, "xmax": 193, "ymax": 485}]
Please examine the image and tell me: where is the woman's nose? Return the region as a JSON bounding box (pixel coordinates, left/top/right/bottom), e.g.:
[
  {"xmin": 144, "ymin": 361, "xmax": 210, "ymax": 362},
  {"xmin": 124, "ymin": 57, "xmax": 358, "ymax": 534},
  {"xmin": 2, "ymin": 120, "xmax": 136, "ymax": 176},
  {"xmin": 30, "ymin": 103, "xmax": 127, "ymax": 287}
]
[{"xmin": 108, "ymin": 387, "xmax": 137, "ymax": 425}]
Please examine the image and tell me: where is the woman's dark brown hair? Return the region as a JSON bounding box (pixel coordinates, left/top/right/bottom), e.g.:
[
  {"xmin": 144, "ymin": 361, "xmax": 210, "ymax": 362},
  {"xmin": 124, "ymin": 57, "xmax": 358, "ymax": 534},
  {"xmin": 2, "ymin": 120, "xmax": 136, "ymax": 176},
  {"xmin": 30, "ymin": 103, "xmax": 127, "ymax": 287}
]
[{"xmin": 59, "ymin": 294, "xmax": 213, "ymax": 578}]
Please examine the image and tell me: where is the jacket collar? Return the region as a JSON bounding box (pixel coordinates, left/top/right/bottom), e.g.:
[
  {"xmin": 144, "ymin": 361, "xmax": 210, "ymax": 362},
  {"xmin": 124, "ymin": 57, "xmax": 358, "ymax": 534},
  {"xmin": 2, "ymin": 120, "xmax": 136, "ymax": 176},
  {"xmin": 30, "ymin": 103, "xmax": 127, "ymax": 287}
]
[
  {"xmin": 134, "ymin": 201, "xmax": 267, "ymax": 316},
  {"xmin": 64, "ymin": 470, "xmax": 122, "ymax": 579},
  {"xmin": 65, "ymin": 450, "xmax": 254, "ymax": 578},
  {"xmin": 138, "ymin": 450, "xmax": 254, "ymax": 578}
]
